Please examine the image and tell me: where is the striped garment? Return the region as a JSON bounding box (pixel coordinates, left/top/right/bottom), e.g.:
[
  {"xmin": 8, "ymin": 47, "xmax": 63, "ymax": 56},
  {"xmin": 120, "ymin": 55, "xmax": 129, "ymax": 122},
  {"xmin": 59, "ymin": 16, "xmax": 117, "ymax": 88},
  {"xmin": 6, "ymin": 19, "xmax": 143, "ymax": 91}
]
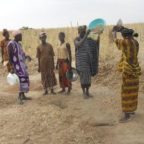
[
  {"xmin": 87, "ymin": 37, "xmax": 99, "ymax": 76},
  {"xmin": 79, "ymin": 71, "xmax": 91, "ymax": 86},
  {"xmin": 122, "ymin": 73, "xmax": 139, "ymax": 112},
  {"xmin": 115, "ymin": 38, "xmax": 141, "ymax": 113},
  {"xmin": 75, "ymin": 37, "xmax": 91, "ymax": 86},
  {"xmin": 75, "ymin": 39, "xmax": 91, "ymax": 71}
]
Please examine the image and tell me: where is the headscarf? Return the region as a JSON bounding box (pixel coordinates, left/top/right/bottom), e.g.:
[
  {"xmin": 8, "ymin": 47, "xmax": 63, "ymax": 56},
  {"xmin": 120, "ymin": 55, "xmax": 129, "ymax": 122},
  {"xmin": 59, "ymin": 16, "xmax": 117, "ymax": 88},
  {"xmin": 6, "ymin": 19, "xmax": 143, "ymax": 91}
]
[
  {"xmin": 59, "ymin": 32, "xmax": 65, "ymax": 38},
  {"xmin": 121, "ymin": 28, "xmax": 134, "ymax": 37},
  {"xmin": 133, "ymin": 33, "xmax": 139, "ymax": 38},
  {"xmin": 2, "ymin": 29, "xmax": 9, "ymax": 36},
  {"xmin": 39, "ymin": 32, "xmax": 47, "ymax": 38},
  {"xmin": 78, "ymin": 25, "xmax": 87, "ymax": 32},
  {"xmin": 12, "ymin": 30, "xmax": 21, "ymax": 37}
]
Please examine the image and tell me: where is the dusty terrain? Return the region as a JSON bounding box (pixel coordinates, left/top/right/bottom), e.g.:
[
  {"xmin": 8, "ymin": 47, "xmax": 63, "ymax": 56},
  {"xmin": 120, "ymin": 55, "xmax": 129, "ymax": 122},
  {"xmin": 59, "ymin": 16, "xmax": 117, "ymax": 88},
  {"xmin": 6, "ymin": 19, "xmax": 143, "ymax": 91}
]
[{"xmin": 0, "ymin": 59, "xmax": 144, "ymax": 144}]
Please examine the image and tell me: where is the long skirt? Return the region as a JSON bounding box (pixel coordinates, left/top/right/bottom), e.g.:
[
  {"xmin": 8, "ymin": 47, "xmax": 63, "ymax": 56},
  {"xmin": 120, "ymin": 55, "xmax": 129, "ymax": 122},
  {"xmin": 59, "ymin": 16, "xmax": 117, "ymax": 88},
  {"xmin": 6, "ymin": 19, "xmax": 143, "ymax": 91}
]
[
  {"xmin": 121, "ymin": 73, "xmax": 139, "ymax": 113},
  {"xmin": 18, "ymin": 75, "xmax": 30, "ymax": 93},
  {"xmin": 41, "ymin": 70, "xmax": 57, "ymax": 89},
  {"xmin": 58, "ymin": 59, "xmax": 71, "ymax": 89},
  {"xmin": 79, "ymin": 70, "xmax": 91, "ymax": 88}
]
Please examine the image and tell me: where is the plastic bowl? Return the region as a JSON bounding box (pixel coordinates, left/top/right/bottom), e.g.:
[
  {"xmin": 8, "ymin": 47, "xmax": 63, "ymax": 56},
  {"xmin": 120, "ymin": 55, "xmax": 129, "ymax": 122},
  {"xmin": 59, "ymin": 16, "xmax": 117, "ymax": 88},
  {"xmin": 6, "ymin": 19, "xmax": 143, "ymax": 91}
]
[{"xmin": 88, "ymin": 18, "xmax": 106, "ymax": 33}]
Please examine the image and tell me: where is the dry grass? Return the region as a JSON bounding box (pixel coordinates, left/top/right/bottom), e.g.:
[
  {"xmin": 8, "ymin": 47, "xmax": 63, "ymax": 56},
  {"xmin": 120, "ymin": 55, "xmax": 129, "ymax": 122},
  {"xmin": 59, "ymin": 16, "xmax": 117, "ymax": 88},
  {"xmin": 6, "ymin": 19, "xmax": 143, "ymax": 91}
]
[{"xmin": 0, "ymin": 23, "xmax": 144, "ymax": 62}]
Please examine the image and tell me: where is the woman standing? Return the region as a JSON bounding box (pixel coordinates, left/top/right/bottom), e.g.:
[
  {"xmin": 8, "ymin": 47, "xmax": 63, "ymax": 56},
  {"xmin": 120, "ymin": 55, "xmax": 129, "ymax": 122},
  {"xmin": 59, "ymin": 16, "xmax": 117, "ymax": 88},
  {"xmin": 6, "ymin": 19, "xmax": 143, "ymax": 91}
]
[
  {"xmin": 8, "ymin": 31, "xmax": 31, "ymax": 104},
  {"xmin": 74, "ymin": 26, "xmax": 92, "ymax": 99},
  {"xmin": 113, "ymin": 28, "xmax": 141, "ymax": 122},
  {"xmin": 57, "ymin": 32, "xmax": 72, "ymax": 95},
  {"xmin": 0, "ymin": 29, "xmax": 12, "ymax": 72},
  {"xmin": 37, "ymin": 32, "xmax": 57, "ymax": 95}
]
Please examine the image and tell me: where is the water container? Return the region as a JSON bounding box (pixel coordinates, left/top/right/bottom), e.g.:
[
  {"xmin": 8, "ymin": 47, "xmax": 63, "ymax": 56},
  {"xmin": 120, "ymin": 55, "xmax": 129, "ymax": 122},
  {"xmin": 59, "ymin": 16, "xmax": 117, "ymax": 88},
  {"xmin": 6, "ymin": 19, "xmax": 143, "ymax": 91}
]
[
  {"xmin": 66, "ymin": 68, "xmax": 78, "ymax": 82},
  {"xmin": 7, "ymin": 73, "xmax": 19, "ymax": 85}
]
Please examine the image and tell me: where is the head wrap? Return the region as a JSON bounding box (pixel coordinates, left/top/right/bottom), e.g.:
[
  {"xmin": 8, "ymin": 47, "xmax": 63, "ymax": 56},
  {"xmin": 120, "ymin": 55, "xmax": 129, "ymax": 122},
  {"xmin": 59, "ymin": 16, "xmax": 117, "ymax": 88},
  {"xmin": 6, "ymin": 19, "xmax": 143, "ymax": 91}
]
[
  {"xmin": 2, "ymin": 29, "xmax": 9, "ymax": 36},
  {"xmin": 12, "ymin": 30, "xmax": 21, "ymax": 37},
  {"xmin": 59, "ymin": 32, "xmax": 65, "ymax": 38},
  {"xmin": 133, "ymin": 33, "xmax": 139, "ymax": 38},
  {"xmin": 39, "ymin": 32, "xmax": 47, "ymax": 38},
  {"xmin": 78, "ymin": 25, "xmax": 87, "ymax": 32},
  {"xmin": 121, "ymin": 28, "xmax": 134, "ymax": 37}
]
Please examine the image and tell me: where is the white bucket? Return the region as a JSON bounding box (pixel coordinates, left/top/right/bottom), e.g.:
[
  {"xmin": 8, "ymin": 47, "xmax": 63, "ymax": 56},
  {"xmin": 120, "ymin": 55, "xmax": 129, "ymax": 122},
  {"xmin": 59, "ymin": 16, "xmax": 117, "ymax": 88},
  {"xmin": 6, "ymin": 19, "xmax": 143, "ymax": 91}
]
[{"xmin": 7, "ymin": 73, "xmax": 19, "ymax": 85}]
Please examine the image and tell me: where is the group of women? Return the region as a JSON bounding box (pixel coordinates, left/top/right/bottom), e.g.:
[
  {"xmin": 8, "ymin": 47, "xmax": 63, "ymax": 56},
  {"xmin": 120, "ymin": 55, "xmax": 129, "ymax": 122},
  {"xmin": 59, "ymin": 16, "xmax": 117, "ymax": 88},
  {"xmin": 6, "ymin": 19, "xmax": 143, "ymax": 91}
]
[
  {"xmin": 36, "ymin": 32, "xmax": 72, "ymax": 96},
  {"xmin": 36, "ymin": 26, "xmax": 100, "ymax": 99},
  {"xmin": 0, "ymin": 25, "xmax": 141, "ymax": 122}
]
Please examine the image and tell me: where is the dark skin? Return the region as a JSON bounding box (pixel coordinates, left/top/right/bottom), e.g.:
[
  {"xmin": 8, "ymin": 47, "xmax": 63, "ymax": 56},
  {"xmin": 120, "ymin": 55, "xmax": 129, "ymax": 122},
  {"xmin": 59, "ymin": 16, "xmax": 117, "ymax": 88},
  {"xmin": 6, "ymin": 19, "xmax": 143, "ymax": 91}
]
[
  {"xmin": 113, "ymin": 30, "xmax": 136, "ymax": 122},
  {"xmin": 75, "ymin": 29, "xmax": 92, "ymax": 98},
  {"xmin": 11, "ymin": 33, "xmax": 32, "ymax": 104},
  {"xmin": 38, "ymin": 35, "xmax": 56, "ymax": 95},
  {"xmin": 57, "ymin": 33, "xmax": 72, "ymax": 68},
  {"xmin": 14, "ymin": 33, "xmax": 22, "ymax": 42},
  {"xmin": 112, "ymin": 25, "xmax": 125, "ymax": 32},
  {"xmin": 9, "ymin": 34, "xmax": 23, "ymax": 74},
  {"xmin": 38, "ymin": 35, "xmax": 47, "ymax": 73},
  {"xmin": 75, "ymin": 28, "xmax": 102, "ymax": 98},
  {"xmin": 10, "ymin": 34, "xmax": 31, "ymax": 73},
  {"xmin": 4, "ymin": 31, "xmax": 10, "ymax": 41},
  {"xmin": 75, "ymin": 29, "xmax": 91, "ymax": 48},
  {"xmin": 1, "ymin": 31, "xmax": 10, "ymax": 63},
  {"xmin": 57, "ymin": 33, "xmax": 72, "ymax": 94}
]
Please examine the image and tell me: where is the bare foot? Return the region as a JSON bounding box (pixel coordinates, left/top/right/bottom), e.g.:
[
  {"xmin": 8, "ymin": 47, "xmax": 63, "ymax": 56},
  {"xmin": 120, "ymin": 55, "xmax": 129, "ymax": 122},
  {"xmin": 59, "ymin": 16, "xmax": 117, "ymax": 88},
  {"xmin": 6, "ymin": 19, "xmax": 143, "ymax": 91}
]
[
  {"xmin": 18, "ymin": 96, "xmax": 24, "ymax": 105},
  {"xmin": 51, "ymin": 91, "xmax": 56, "ymax": 95},
  {"xmin": 58, "ymin": 90, "xmax": 65, "ymax": 94},
  {"xmin": 43, "ymin": 91, "xmax": 48, "ymax": 96},
  {"xmin": 22, "ymin": 95, "xmax": 32, "ymax": 100},
  {"xmin": 65, "ymin": 90, "xmax": 71, "ymax": 95},
  {"xmin": 83, "ymin": 93, "xmax": 89, "ymax": 99},
  {"xmin": 119, "ymin": 113, "xmax": 131, "ymax": 123},
  {"xmin": 87, "ymin": 93, "xmax": 93, "ymax": 98}
]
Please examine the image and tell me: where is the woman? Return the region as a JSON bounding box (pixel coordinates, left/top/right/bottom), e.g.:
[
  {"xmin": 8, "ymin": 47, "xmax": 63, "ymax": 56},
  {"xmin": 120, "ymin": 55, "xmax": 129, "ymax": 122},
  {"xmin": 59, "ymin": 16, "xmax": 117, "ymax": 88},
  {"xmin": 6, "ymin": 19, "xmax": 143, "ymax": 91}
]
[
  {"xmin": 37, "ymin": 32, "xmax": 57, "ymax": 95},
  {"xmin": 0, "ymin": 29, "xmax": 12, "ymax": 72},
  {"xmin": 113, "ymin": 28, "xmax": 141, "ymax": 122},
  {"xmin": 74, "ymin": 26, "xmax": 100, "ymax": 99},
  {"xmin": 8, "ymin": 31, "xmax": 31, "ymax": 104},
  {"xmin": 57, "ymin": 32, "xmax": 72, "ymax": 95}
]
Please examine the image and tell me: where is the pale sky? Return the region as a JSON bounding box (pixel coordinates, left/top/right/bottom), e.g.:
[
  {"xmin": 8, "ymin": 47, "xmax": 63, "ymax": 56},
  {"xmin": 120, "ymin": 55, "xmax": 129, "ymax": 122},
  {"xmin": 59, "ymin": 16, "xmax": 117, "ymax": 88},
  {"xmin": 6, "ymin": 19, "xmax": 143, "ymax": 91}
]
[{"xmin": 0, "ymin": 0, "xmax": 143, "ymax": 30}]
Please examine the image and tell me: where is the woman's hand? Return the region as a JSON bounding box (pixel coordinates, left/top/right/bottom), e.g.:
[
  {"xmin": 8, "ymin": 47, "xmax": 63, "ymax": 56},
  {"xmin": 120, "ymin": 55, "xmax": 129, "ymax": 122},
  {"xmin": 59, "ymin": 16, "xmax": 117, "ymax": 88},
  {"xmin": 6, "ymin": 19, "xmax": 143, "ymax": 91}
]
[
  {"xmin": 86, "ymin": 29, "xmax": 91, "ymax": 36},
  {"xmin": 55, "ymin": 64, "xmax": 58, "ymax": 70},
  {"xmin": 26, "ymin": 55, "xmax": 32, "ymax": 62},
  {"xmin": 38, "ymin": 68, "xmax": 41, "ymax": 73}
]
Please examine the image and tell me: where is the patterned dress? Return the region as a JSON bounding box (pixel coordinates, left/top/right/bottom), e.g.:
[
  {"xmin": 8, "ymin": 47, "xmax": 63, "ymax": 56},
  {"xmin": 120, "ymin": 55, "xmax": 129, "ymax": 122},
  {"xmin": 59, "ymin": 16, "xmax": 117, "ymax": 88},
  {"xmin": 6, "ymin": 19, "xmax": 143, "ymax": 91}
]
[
  {"xmin": 115, "ymin": 38, "xmax": 141, "ymax": 113},
  {"xmin": 37, "ymin": 43, "xmax": 57, "ymax": 89},
  {"xmin": 0, "ymin": 39, "xmax": 12, "ymax": 72},
  {"xmin": 8, "ymin": 40, "xmax": 29, "ymax": 93},
  {"xmin": 57, "ymin": 42, "xmax": 71, "ymax": 89}
]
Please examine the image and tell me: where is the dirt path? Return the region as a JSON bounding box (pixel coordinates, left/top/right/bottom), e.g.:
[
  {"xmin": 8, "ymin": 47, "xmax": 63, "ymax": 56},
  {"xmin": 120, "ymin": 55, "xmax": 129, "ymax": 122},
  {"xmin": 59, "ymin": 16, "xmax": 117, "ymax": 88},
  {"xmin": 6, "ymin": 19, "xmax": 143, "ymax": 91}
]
[{"xmin": 0, "ymin": 72, "xmax": 144, "ymax": 144}]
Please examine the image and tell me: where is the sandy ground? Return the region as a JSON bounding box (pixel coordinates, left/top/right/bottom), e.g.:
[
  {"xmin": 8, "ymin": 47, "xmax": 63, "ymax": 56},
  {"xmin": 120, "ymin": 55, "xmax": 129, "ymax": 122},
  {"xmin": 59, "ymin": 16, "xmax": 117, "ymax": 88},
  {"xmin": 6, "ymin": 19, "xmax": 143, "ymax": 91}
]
[{"xmin": 0, "ymin": 61, "xmax": 144, "ymax": 144}]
